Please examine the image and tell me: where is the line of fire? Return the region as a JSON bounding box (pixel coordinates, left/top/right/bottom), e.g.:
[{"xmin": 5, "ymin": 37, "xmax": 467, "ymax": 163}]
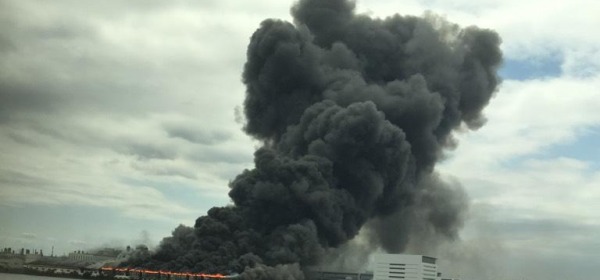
[{"xmin": 101, "ymin": 267, "xmax": 239, "ymax": 280}]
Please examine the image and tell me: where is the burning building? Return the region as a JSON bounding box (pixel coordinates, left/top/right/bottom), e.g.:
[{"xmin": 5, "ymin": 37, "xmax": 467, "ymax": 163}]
[{"xmin": 127, "ymin": 0, "xmax": 502, "ymax": 279}]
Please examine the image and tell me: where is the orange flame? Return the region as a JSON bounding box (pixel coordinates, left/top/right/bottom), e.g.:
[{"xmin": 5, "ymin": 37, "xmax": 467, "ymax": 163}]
[{"xmin": 101, "ymin": 267, "xmax": 228, "ymax": 278}]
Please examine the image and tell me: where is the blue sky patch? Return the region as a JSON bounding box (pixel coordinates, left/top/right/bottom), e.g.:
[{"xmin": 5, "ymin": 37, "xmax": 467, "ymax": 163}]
[
  {"xmin": 541, "ymin": 127, "xmax": 600, "ymax": 169},
  {"xmin": 500, "ymin": 126, "xmax": 600, "ymax": 171},
  {"xmin": 500, "ymin": 54, "xmax": 563, "ymax": 81}
]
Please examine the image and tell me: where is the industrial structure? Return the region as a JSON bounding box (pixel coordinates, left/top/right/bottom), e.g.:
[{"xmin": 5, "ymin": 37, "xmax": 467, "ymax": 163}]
[
  {"xmin": 311, "ymin": 254, "xmax": 459, "ymax": 280},
  {"xmin": 373, "ymin": 254, "xmax": 439, "ymax": 280}
]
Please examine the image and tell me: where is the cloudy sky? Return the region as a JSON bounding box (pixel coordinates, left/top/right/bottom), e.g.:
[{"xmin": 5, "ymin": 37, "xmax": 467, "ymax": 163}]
[{"xmin": 1, "ymin": 0, "xmax": 599, "ymax": 279}]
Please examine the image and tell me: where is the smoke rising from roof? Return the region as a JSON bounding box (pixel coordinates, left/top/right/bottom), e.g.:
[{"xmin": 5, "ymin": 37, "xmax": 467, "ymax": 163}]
[{"xmin": 127, "ymin": 0, "xmax": 502, "ymax": 278}]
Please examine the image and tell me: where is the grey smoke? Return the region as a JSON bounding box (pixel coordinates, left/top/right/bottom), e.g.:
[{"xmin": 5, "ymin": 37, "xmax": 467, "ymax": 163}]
[
  {"xmin": 127, "ymin": 0, "xmax": 502, "ymax": 278},
  {"xmin": 241, "ymin": 263, "xmax": 305, "ymax": 280}
]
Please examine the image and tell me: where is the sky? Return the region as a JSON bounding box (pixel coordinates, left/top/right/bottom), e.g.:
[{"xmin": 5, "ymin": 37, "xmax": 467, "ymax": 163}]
[{"xmin": 0, "ymin": 0, "xmax": 599, "ymax": 279}]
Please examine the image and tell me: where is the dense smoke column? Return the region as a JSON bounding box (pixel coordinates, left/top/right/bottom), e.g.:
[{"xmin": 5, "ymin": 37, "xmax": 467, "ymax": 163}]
[
  {"xmin": 242, "ymin": 0, "xmax": 501, "ymax": 254},
  {"xmin": 128, "ymin": 0, "xmax": 502, "ymax": 277}
]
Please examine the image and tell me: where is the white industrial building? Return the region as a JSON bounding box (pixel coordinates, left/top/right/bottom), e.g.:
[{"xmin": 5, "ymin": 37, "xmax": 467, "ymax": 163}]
[
  {"xmin": 309, "ymin": 254, "xmax": 459, "ymax": 280},
  {"xmin": 373, "ymin": 254, "xmax": 441, "ymax": 280}
]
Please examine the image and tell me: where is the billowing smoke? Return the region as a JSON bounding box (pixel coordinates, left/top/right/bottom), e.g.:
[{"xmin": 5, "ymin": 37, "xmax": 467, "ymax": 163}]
[{"xmin": 127, "ymin": 0, "xmax": 501, "ymax": 278}]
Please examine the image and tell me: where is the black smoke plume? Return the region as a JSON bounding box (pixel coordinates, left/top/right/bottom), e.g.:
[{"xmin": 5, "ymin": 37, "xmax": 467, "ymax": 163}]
[{"xmin": 127, "ymin": 0, "xmax": 502, "ymax": 278}]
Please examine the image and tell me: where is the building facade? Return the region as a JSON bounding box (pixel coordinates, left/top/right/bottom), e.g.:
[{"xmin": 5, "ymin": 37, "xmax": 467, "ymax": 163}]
[
  {"xmin": 373, "ymin": 254, "xmax": 439, "ymax": 280},
  {"xmin": 308, "ymin": 270, "xmax": 374, "ymax": 280}
]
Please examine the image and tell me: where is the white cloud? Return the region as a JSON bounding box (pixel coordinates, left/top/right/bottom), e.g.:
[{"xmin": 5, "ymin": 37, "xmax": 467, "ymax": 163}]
[{"xmin": 442, "ymin": 74, "xmax": 600, "ymax": 168}]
